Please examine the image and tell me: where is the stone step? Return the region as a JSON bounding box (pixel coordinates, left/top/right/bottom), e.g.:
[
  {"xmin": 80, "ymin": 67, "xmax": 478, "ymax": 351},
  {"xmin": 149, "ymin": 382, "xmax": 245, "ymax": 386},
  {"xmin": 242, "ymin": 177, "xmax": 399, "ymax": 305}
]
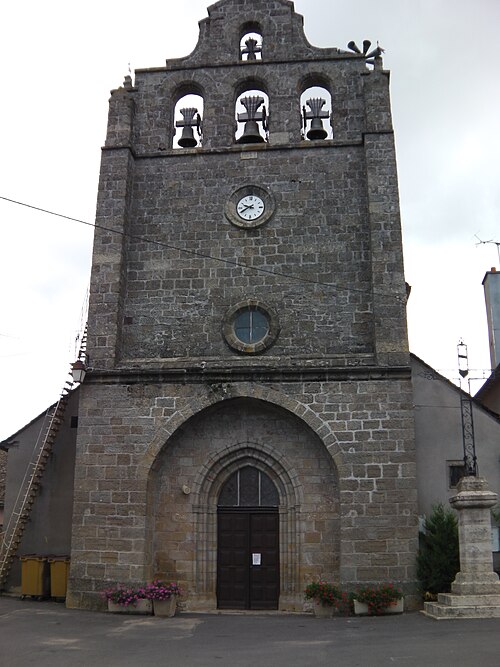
[
  {"xmin": 438, "ymin": 593, "xmax": 500, "ymax": 607},
  {"xmin": 423, "ymin": 601, "xmax": 500, "ymax": 619}
]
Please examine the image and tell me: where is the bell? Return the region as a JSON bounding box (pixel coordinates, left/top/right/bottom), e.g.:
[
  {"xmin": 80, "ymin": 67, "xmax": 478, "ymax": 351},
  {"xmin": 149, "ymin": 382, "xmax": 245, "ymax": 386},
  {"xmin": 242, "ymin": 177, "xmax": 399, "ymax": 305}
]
[
  {"xmin": 237, "ymin": 95, "xmax": 266, "ymax": 144},
  {"xmin": 307, "ymin": 117, "xmax": 327, "ymax": 141},
  {"xmin": 176, "ymin": 107, "xmax": 200, "ymax": 148},
  {"xmin": 178, "ymin": 125, "xmax": 197, "ymax": 148},
  {"xmin": 305, "ymin": 98, "xmax": 329, "ymax": 141},
  {"xmin": 243, "ymin": 37, "xmax": 259, "ymax": 61},
  {"xmin": 238, "ymin": 119, "xmax": 265, "ymax": 144}
]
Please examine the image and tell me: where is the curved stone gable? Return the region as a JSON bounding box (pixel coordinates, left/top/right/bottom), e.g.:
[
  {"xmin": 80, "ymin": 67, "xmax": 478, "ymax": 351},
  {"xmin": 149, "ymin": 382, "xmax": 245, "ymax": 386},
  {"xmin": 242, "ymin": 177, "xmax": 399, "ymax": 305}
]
[{"xmin": 164, "ymin": 0, "xmax": 343, "ymax": 69}]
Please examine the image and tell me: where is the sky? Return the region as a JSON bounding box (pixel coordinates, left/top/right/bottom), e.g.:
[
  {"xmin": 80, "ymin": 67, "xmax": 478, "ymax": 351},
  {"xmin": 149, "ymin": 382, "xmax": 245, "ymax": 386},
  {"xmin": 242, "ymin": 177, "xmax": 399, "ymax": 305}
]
[{"xmin": 1, "ymin": 0, "xmax": 499, "ymax": 441}]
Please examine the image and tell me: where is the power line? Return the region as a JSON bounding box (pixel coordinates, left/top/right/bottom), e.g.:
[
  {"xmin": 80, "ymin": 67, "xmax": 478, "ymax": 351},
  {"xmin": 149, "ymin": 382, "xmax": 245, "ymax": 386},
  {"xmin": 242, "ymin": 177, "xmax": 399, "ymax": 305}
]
[{"xmin": 0, "ymin": 195, "xmax": 406, "ymax": 302}]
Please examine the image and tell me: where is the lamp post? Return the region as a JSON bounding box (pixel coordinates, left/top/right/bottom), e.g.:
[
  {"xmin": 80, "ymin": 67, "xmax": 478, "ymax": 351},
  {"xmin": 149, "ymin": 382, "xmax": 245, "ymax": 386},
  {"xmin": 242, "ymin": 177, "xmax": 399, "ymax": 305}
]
[{"xmin": 457, "ymin": 340, "xmax": 478, "ymax": 477}]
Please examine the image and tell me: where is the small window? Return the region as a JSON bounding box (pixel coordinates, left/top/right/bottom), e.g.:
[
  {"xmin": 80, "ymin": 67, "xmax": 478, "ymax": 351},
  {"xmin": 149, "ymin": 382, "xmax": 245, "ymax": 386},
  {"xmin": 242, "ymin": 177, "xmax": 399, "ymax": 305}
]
[
  {"xmin": 234, "ymin": 309, "xmax": 269, "ymax": 344},
  {"xmin": 218, "ymin": 467, "xmax": 279, "ymax": 507},
  {"xmin": 448, "ymin": 462, "xmax": 466, "ymax": 489},
  {"xmin": 222, "ymin": 299, "xmax": 279, "ymax": 354},
  {"xmin": 70, "ymin": 416, "xmax": 79, "ymax": 429}
]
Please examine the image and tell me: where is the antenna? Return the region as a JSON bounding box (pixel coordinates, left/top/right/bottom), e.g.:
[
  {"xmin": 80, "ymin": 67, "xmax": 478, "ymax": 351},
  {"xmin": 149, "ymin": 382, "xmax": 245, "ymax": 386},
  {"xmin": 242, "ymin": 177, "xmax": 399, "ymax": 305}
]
[{"xmin": 474, "ymin": 235, "xmax": 500, "ymax": 265}]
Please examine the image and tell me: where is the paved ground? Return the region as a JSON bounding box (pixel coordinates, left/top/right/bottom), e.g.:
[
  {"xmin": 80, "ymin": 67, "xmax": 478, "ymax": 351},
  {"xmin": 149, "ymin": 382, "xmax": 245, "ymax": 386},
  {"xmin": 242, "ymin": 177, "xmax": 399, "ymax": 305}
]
[{"xmin": 2, "ymin": 596, "xmax": 500, "ymax": 667}]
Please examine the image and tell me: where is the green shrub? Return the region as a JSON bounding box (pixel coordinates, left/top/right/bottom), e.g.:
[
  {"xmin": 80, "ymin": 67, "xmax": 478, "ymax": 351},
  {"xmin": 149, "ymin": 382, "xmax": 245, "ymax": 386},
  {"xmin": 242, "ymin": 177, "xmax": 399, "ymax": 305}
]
[{"xmin": 416, "ymin": 503, "xmax": 459, "ymax": 595}]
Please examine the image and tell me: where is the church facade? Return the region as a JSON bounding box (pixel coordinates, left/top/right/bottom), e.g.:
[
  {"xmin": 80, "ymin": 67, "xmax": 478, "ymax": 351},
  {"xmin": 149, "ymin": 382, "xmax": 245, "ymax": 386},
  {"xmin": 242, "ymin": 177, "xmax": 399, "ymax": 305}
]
[{"xmin": 66, "ymin": 0, "xmax": 418, "ymax": 611}]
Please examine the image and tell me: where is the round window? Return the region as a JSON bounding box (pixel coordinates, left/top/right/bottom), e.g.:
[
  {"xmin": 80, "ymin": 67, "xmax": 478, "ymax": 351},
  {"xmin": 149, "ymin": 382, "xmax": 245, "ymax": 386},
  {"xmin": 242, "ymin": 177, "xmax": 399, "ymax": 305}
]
[
  {"xmin": 234, "ymin": 308, "xmax": 269, "ymax": 343},
  {"xmin": 222, "ymin": 299, "xmax": 279, "ymax": 354}
]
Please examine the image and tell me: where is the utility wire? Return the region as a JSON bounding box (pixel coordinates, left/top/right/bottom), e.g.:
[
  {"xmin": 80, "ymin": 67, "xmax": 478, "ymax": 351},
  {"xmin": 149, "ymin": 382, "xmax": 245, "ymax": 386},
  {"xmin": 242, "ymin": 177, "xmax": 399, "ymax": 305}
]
[{"xmin": 0, "ymin": 195, "xmax": 406, "ymax": 302}]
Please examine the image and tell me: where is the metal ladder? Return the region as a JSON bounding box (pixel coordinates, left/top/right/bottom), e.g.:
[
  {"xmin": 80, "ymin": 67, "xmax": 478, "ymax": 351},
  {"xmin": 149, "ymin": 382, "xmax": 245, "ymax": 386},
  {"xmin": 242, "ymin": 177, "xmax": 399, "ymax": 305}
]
[{"xmin": 0, "ymin": 383, "xmax": 75, "ymax": 589}]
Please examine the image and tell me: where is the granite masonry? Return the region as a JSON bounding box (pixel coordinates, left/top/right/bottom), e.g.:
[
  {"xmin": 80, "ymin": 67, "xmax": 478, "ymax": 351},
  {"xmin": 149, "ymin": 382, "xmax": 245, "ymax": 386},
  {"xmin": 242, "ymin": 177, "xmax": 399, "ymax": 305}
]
[{"xmin": 66, "ymin": 0, "xmax": 418, "ymax": 611}]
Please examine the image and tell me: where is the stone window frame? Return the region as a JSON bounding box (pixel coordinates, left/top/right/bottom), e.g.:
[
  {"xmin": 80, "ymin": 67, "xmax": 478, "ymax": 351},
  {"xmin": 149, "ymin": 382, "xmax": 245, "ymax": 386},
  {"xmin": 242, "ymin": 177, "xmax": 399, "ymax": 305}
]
[{"xmin": 222, "ymin": 298, "xmax": 280, "ymax": 354}]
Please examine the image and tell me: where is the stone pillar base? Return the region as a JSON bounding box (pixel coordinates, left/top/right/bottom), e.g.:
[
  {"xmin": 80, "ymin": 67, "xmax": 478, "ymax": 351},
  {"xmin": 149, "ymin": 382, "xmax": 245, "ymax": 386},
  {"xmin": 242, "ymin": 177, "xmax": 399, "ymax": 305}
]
[
  {"xmin": 423, "ymin": 594, "xmax": 500, "ymax": 619},
  {"xmin": 451, "ymin": 574, "xmax": 500, "ymax": 596}
]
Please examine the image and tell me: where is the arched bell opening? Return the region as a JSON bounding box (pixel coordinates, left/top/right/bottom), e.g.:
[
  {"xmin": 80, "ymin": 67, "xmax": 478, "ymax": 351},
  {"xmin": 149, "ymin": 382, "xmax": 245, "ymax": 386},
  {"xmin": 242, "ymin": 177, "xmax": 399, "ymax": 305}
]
[
  {"xmin": 300, "ymin": 84, "xmax": 333, "ymax": 141},
  {"xmin": 172, "ymin": 91, "xmax": 204, "ymax": 149},
  {"xmin": 239, "ymin": 25, "xmax": 263, "ymax": 61},
  {"xmin": 234, "ymin": 81, "xmax": 269, "ymax": 144}
]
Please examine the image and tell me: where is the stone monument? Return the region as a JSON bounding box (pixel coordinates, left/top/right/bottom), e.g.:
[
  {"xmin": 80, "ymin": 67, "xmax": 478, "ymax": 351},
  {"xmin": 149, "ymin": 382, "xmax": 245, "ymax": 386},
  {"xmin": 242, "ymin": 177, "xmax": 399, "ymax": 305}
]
[{"xmin": 424, "ymin": 476, "xmax": 500, "ymax": 618}]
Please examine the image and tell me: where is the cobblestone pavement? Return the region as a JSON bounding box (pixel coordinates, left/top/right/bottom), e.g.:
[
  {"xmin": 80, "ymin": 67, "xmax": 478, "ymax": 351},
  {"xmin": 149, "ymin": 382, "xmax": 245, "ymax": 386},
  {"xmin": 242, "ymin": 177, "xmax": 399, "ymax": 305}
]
[{"xmin": 2, "ymin": 597, "xmax": 500, "ymax": 667}]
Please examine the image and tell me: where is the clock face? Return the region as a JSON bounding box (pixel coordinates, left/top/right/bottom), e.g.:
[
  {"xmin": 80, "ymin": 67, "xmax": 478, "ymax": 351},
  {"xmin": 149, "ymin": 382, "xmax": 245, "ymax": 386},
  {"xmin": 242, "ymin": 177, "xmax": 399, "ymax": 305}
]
[
  {"xmin": 225, "ymin": 186, "xmax": 274, "ymax": 229},
  {"xmin": 236, "ymin": 195, "xmax": 265, "ymax": 221}
]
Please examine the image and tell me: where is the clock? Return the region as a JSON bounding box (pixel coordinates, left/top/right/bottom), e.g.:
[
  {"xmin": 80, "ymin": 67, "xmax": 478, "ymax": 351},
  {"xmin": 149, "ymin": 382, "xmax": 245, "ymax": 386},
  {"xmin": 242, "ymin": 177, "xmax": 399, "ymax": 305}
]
[
  {"xmin": 236, "ymin": 194, "xmax": 265, "ymax": 221},
  {"xmin": 225, "ymin": 185, "xmax": 275, "ymax": 229}
]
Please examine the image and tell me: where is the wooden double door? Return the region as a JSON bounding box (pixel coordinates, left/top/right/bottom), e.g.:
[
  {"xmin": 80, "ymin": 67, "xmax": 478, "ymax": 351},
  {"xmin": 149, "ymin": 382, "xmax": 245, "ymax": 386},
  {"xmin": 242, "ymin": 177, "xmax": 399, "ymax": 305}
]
[{"xmin": 217, "ymin": 509, "xmax": 279, "ymax": 609}]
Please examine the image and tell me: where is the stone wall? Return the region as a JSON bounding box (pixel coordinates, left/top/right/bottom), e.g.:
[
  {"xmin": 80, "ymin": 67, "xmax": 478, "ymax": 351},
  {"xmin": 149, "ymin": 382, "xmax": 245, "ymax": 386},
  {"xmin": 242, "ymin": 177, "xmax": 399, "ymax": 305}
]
[
  {"xmin": 68, "ymin": 374, "xmax": 416, "ymax": 610},
  {"xmin": 121, "ymin": 146, "xmax": 372, "ymax": 361}
]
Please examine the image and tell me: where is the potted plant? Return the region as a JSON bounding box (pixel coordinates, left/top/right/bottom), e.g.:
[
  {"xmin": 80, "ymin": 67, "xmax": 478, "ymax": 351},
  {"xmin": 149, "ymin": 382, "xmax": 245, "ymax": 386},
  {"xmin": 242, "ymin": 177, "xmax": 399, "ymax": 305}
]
[
  {"xmin": 102, "ymin": 584, "xmax": 152, "ymax": 614},
  {"xmin": 145, "ymin": 580, "xmax": 182, "ymax": 617},
  {"xmin": 352, "ymin": 584, "xmax": 403, "ymax": 616},
  {"xmin": 304, "ymin": 581, "xmax": 342, "ymax": 618}
]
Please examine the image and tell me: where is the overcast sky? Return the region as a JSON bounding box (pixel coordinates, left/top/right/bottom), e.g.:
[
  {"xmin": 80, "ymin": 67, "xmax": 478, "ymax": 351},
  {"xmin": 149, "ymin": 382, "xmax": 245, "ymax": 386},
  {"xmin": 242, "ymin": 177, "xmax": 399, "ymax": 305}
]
[{"xmin": 1, "ymin": 0, "xmax": 499, "ymax": 441}]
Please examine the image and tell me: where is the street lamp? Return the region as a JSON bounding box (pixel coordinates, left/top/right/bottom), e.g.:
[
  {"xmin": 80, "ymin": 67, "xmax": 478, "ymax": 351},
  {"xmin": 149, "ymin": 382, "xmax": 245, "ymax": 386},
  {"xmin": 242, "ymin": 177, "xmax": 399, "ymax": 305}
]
[{"xmin": 71, "ymin": 359, "xmax": 87, "ymax": 384}]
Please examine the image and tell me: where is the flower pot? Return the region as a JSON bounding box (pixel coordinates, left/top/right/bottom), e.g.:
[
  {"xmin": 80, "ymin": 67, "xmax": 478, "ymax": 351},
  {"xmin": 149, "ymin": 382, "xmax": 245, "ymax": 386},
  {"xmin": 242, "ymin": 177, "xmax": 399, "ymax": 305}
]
[
  {"xmin": 312, "ymin": 599, "xmax": 336, "ymax": 618},
  {"xmin": 153, "ymin": 596, "xmax": 177, "ymax": 617},
  {"xmin": 107, "ymin": 599, "xmax": 152, "ymax": 614},
  {"xmin": 353, "ymin": 598, "xmax": 404, "ymax": 615}
]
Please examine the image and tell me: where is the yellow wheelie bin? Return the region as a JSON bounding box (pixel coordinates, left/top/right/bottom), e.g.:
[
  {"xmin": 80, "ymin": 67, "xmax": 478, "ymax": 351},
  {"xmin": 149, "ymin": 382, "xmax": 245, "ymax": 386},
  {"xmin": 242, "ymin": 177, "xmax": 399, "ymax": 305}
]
[
  {"xmin": 48, "ymin": 556, "xmax": 70, "ymax": 599},
  {"xmin": 20, "ymin": 555, "xmax": 49, "ymax": 598}
]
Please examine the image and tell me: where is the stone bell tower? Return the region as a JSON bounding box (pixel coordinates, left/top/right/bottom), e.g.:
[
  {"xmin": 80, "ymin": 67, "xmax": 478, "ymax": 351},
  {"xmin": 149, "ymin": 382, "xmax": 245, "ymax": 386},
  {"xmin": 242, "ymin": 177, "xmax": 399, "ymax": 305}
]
[{"xmin": 67, "ymin": 0, "xmax": 418, "ymax": 611}]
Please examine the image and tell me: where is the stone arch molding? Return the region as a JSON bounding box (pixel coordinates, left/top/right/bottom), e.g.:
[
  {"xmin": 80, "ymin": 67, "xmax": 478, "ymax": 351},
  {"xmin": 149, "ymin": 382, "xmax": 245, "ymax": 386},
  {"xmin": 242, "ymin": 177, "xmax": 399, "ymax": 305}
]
[
  {"xmin": 138, "ymin": 382, "xmax": 344, "ymax": 479},
  {"xmin": 193, "ymin": 439, "xmax": 304, "ymax": 509}
]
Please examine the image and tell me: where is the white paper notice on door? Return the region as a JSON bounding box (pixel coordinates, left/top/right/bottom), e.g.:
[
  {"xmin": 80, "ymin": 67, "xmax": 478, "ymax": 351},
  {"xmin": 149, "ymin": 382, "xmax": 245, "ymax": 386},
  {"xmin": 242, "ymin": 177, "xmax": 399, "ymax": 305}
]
[{"xmin": 252, "ymin": 553, "xmax": 261, "ymax": 565}]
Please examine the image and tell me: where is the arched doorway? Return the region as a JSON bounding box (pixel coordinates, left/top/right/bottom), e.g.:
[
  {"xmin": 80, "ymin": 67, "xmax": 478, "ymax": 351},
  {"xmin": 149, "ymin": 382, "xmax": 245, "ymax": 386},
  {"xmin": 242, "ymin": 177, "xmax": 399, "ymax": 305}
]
[
  {"xmin": 146, "ymin": 397, "xmax": 340, "ymax": 611},
  {"xmin": 217, "ymin": 466, "xmax": 279, "ymax": 609}
]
